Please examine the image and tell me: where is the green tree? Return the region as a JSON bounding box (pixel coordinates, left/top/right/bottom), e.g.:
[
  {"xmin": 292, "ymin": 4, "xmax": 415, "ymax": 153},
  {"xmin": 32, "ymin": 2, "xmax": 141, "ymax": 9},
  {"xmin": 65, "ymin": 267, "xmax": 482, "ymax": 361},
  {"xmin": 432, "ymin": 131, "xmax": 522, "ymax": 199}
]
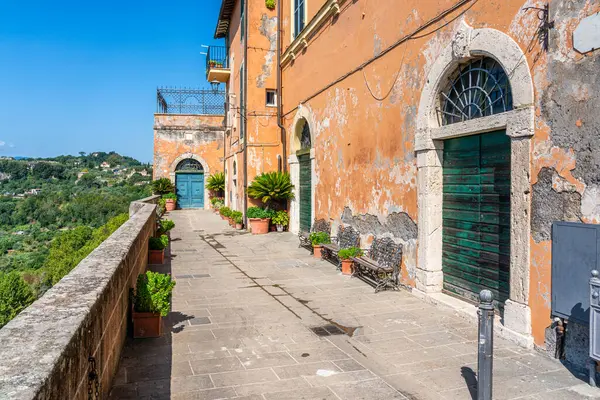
[{"xmin": 0, "ymin": 272, "xmax": 35, "ymax": 328}]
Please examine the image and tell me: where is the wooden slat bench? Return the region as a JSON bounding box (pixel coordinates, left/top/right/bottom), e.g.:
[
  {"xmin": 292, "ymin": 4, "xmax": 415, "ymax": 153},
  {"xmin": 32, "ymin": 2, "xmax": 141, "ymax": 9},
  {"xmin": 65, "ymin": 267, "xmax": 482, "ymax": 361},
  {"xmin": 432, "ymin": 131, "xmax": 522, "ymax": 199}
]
[
  {"xmin": 321, "ymin": 225, "xmax": 360, "ymax": 269},
  {"xmin": 352, "ymin": 237, "xmax": 403, "ymax": 293},
  {"xmin": 299, "ymin": 219, "xmax": 331, "ymax": 253}
]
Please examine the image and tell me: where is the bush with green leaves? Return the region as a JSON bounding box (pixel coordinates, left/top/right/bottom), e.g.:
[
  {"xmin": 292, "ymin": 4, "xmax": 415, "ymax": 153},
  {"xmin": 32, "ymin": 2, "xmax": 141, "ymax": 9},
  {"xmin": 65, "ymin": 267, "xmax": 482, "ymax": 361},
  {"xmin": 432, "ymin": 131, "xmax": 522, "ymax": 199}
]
[
  {"xmin": 149, "ymin": 236, "xmax": 166, "ymax": 251},
  {"xmin": 0, "ymin": 272, "xmax": 36, "ymax": 328},
  {"xmin": 157, "ymin": 219, "xmax": 175, "ymax": 235},
  {"xmin": 246, "ymin": 206, "xmax": 275, "ymax": 219},
  {"xmin": 272, "ymin": 210, "xmax": 289, "ymax": 226},
  {"xmin": 231, "ymin": 211, "xmax": 243, "ymax": 224},
  {"xmin": 162, "ymin": 193, "xmax": 177, "ymax": 201},
  {"xmin": 206, "ymin": 172, "xmax": 225, "ymax": 194},
  {"xmin": 160, "ymin": 234, "xmax": 169, "ymax": 248},
  {"xmin": 309, "ymin": 231, "xmax": 331, "ymax": 246},
  {"xmin": 157, "ymin": 198, "xmax": 166, "ymax": 215},
  {"xmin": 265, "ymin": 0, "xmax": 276, "ymax": 10},
  {"xmin": 338, "ymin": 247, "xmax": 363, "ymax": 260},
  {"xmin": 210, "ymin": 197, "xmax": 224, "ymax": 205},
  {"xmin": 247, "ymin": 172, "xmax": 294, "ymax": 209},
  {"xmin": 134, "ymin": 271, "xmax": 176, "ymax": 317},
  {"xmin": 151, "ymin": 178, "xmax": 175, "ymax": 195},
  {"xmin": 219, "ymin": 206, "xmax": 232, "ymax": 217}
]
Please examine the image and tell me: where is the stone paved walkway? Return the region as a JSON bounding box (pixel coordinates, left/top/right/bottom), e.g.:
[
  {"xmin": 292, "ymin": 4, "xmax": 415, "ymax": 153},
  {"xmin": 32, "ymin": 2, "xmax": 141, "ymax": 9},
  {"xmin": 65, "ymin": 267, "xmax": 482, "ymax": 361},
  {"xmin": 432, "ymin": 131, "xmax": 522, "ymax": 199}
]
[{"xmin": 110, "ymin": 210, "xmax": 600, "ymax": 400}]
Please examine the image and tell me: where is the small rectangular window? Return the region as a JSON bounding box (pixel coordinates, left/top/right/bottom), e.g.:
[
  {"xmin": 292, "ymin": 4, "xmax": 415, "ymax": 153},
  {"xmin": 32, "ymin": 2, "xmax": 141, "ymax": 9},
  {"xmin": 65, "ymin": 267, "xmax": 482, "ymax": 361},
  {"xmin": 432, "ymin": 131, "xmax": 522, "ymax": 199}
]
[
  {"xmin": 266, "ymin": 90, "xmax": 277, "ymax": 107},
  {"xmin": 293, "ymin": 0, "xmax": 306, "ymax": 39}
]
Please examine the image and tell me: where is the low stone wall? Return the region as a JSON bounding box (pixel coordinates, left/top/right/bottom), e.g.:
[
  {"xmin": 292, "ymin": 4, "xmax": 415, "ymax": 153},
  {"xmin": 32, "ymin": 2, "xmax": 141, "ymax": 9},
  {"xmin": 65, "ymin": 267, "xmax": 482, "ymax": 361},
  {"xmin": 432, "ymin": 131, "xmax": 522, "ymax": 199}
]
[{"xmin": 0, "ymin": 195, "xmax": 160, "ymax": 399}]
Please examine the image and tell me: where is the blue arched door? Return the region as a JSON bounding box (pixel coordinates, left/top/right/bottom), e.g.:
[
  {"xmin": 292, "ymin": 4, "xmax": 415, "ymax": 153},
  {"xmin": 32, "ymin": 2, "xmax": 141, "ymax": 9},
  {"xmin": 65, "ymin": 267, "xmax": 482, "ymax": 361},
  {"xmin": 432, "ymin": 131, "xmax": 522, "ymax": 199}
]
[{"xmin": 175, "ymin": 159, "xmax": 204, "ymax": 209}]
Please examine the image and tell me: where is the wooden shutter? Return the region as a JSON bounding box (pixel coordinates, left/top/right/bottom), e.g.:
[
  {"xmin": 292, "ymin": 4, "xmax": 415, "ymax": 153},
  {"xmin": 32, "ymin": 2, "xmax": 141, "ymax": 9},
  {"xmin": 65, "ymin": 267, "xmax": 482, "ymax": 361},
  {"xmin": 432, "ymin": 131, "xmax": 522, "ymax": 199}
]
[{"xmin": 298, "ymin": 154, "xmax": 312, "ymax": 234}]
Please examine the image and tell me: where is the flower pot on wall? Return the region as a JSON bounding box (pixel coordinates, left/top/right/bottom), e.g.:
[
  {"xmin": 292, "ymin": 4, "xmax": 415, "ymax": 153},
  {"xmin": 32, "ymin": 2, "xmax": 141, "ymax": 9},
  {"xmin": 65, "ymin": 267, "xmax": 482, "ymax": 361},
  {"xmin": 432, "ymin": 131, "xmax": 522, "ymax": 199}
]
[
  {"xmin": 341, "ymin": 259, "xmax": 354, "ymax": 275},
  {"xmin": 249, "ymin": 218, "xmax": 270, "ymax": 235},
  {"xmin": 133, "ymin": 312, "xmax": 162, "ymax": 338},
  {"xmin": 165, "ymin": 199, "xmax": 176, "ymax": 211},
  {"xmin": 313, "ymin": 245, "xmax": 323, "ymax": 259},
  {"xmin": 149, "ymin": 249, "xmax": 164, "ymax": 265}
]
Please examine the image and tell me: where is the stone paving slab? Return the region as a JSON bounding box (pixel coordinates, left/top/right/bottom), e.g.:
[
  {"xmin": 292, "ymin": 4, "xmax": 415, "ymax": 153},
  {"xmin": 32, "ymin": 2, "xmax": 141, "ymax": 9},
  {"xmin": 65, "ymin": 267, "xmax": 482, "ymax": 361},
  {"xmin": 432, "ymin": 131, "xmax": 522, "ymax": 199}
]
[{"xmin": 110, "ymin": 210, "xmax": 600, "ymax": 400}]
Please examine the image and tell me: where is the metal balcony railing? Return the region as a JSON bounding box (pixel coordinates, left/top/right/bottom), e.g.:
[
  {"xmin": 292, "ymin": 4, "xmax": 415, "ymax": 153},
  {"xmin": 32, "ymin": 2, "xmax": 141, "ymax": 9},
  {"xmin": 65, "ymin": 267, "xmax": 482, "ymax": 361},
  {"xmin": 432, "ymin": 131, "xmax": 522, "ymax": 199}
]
[
  {"xmin": 206, "ymin": 46, "xmax": 229, "ymax": 76},
  {"xmin": 156, "ymin": 88, "xmax": 225, "ymax": 115}
]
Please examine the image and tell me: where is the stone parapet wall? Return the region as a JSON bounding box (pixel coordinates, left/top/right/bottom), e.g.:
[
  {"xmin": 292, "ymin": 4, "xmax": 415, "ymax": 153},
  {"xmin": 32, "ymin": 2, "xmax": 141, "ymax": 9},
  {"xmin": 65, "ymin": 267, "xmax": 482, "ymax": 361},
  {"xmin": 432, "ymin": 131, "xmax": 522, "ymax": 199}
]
[{"xmin": 0, "ymin": 197, "xmax": 158, "ymax": 399}]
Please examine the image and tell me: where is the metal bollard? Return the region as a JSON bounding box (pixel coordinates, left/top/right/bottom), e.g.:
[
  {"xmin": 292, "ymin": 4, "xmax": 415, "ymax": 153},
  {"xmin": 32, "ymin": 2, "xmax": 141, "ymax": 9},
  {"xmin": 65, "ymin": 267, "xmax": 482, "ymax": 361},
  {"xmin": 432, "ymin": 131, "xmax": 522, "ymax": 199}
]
[{"xmin": 478, "ymin": 290, "xmax": 494, "ymax": 400}]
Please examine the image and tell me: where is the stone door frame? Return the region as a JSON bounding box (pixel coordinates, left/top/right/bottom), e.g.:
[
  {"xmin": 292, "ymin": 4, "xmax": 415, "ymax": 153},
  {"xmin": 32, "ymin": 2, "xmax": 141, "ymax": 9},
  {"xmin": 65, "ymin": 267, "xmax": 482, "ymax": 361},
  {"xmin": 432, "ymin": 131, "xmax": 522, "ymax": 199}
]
[
  {"xmin": 415, "ymin": 23, "xmax": 535, "ymax": 345},
  {"xmin": 289, "ymin": 105, "xmax": 317, "ymax": 235},
  {"xmin": 169, "ymin": 153, "xmax": 211, "ymax": 210}
]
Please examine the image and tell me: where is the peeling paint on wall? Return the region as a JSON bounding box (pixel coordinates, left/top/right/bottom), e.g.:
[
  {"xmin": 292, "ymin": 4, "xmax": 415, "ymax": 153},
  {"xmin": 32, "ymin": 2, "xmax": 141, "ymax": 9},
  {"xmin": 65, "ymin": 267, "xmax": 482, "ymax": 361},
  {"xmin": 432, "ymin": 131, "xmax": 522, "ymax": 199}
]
[{"xmin": 256, "ymin": 14, "xmax": 278, "ymax": 88}]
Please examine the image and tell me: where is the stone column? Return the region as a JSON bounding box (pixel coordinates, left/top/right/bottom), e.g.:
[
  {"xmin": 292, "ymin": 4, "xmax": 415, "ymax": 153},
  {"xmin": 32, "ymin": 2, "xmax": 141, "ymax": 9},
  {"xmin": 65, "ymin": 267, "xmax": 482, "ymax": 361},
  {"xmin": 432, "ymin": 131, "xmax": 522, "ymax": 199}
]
[{"xmin": 288, "ymin": 154, "xmax": 300, "ymax": 235}]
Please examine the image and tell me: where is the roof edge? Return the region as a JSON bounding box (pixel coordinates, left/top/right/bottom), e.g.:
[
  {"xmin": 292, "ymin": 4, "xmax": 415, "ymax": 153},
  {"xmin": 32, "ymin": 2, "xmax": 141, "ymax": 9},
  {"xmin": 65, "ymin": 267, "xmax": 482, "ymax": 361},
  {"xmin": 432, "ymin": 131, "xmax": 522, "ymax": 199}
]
[{"xmin": 214, "ymin": 0, "xmax": 236, "ymax": 39}]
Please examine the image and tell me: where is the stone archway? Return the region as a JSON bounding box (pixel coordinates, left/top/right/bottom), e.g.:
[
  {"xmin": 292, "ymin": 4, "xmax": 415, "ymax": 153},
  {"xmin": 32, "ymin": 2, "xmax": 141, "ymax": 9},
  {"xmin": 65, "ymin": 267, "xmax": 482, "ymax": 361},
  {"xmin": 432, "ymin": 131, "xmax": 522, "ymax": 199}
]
[
  {"xmin": 288, "ymin": 105, "xmax": 317, "ymax": 234},
  {"xmin": 415, "ymin": 23, "xmax": 535, "ymax": 346},
  {"xmin": 169, "ymin": 153, "xmax": 211, "ymax": 210}
]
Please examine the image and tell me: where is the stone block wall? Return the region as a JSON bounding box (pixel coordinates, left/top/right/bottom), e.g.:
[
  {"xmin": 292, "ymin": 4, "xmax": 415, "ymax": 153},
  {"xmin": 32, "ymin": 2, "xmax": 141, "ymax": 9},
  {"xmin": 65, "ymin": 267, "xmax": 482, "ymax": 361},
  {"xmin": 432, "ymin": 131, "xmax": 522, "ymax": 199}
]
[{"xmin": 0, "ymin": 196, "xmax": 159, "ymax": 399}]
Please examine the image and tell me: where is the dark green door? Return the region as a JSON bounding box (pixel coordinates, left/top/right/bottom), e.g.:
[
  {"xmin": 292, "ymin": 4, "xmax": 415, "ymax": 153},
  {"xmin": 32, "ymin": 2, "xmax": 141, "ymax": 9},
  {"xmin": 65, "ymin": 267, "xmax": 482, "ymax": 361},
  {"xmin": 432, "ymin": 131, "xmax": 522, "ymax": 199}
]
[
  {"xmin": 442, "ymin": 130, "xmax": 510, "ymax": 308},
  {"xmin": 298, "ymin": 153, "xmax": 312, "ymax": 234}
]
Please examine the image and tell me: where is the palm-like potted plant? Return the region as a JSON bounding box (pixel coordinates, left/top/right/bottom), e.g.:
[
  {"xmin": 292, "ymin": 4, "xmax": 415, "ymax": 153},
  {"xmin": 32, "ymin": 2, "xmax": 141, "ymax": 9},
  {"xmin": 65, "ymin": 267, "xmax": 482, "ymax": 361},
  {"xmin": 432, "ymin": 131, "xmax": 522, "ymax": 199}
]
[
  {"xmin": 338, "ymin": 247, "xmax": 363, "ymax": 275},
  {"xmin": 232, "ymin": 211, "xmax": 243, "ymax": 229},
  {"xmin": 247, "ymin": 172, "xmax": 295, "ymax": 211},
  {"xmin": 207, "ymin": 172, "xmax": 225, "ymax": 199},
  {"xmin": 272, "ymin": 210, "xmax": 289, "ymax": 232},
  {"xmin": 247, "ymin": 207, "xmax": 274, "ymax": 234},
  {"xmin": 151, "ymin": 178, "xmax": 175, "ymax": 195},
  {"xmin": 149, "ymin": 235, "xmax": 168, "ymax": 264},
  {"xmin": 162, "ymin": 193, "xmax": 177, "ymax": 211},
  {"xmin": 133, "ymin": 271, "xmax": 176, "ymax": 338},
  {"xmin": 309, "ymin": 232, "xmax": 331, "ymax": 258}
]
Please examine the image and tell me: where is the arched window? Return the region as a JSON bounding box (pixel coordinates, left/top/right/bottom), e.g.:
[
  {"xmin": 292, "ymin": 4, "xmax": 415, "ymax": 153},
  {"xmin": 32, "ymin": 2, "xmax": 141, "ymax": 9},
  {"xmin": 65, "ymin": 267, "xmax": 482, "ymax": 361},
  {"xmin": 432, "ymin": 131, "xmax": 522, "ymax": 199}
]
[
  {"xmin": 175, "ymin": 159, "xmax": 204, "ymax": 172},
  {"xmin": 440, "ymin": 57, "xmax": 513, "ymax": 126},
  {"xmin": 300, "ymin": 119, "xmax": 311, "ymax": 150}
]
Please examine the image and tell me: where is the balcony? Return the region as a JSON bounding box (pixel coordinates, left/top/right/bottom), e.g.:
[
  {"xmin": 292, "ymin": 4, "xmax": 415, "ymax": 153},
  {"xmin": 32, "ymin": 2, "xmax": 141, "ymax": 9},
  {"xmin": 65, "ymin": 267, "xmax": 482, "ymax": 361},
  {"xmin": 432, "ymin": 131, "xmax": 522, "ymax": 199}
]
[
  {"xmin": 206, "ymin": 46, "xmax": 230, "ymax": 83},
  {"xmin": 156, "ymin": 87, "xmax": 225, "ymax": 115}
]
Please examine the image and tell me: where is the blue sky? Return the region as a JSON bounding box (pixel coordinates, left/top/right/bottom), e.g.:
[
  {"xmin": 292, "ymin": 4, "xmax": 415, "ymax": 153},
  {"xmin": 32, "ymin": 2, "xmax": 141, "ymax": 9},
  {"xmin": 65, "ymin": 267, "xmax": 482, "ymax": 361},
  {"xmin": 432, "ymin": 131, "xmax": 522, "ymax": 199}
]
[{"xmin": 0, "ymin": 0, "xmax": 224, "ymax": 162}]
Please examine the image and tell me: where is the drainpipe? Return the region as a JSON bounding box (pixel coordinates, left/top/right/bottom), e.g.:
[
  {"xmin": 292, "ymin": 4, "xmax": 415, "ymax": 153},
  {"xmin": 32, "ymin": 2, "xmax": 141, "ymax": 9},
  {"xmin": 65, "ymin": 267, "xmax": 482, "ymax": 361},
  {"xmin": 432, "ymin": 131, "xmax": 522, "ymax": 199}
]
[
  {"xmin": 243, "ymin": 0, "xmax": 249, "ymax": 224},
  {"xmin": 276, "ymin": 0, "xmax": 287, "ymax": 173}
]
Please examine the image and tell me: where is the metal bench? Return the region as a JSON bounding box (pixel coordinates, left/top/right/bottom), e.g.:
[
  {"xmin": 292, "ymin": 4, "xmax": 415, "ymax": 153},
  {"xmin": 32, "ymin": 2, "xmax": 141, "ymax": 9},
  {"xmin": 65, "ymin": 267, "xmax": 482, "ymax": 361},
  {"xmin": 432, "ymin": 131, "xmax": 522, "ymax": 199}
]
[
  {"xmin": 299, "ymin": 219, "xmax": 330, "ymax": 253},
  {"xmin": 321, "ymin": 225, "xmax": 360, "ymax": 269},
  {"xmin": 352, "ymin": 237, "xmax": 403, "ymax": 293}
]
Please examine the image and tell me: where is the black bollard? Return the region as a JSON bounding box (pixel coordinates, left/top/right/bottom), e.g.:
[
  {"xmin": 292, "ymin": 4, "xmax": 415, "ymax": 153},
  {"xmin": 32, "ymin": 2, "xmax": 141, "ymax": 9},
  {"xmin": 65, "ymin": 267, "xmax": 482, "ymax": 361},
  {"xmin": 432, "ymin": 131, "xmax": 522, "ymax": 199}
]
[{"xmin": 478, "ymin": 289, "xmax": 494, "ymax": 400}]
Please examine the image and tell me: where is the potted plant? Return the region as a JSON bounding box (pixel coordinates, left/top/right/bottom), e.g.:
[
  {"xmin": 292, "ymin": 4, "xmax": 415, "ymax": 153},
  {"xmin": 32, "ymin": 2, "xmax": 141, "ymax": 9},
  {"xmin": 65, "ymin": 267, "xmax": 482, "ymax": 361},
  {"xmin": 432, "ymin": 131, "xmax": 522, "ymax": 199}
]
[
  {"xmin": 149, "ymin": 235, "xmax": 168, "ymax": 264},
  {"xmin": 309, "ymin": 232, "xmax": 331, "ymax": 258},
  {"xmin": 272, "ymin": 210, "xmax": 289, "ymax": 232},
  {"xmin": 207, "ymin": 172, "xmax": 225, "ymax": 198},
  {"xmin": 157, "ymin": 198, "xmax": 167, "ymax": 217},
  {"xmin": 265, "ymin": 0, "xmax": 276, "ymax": 10},
  {"xmin": 232, "ymin": 211, "xmax": 243, "ymax": 229},
  {"xmin": 219, "ymin": 206, "xmax": 232, "ymax": 221},
  {"xmin": 248, "ymin": 171, "xmax": 295, "ymax": 212},
  {"xmin": 338, "ymin": 247, "xmax": 364, "ymax": 275},
  {"xmin": 209, "ymin": 59, "xmax": 217, "ymax": 68},
  {"xmin": 133, "ymin": 271, "xmax": 176, "ymax": 338},
  {"xmin": 157, "ymin": 219, "xmax": 175, "ymax": 237},
  {"xmin": 162, "ymin": 193, "xmax": 177, "ymax": 211},
  {"xmin": 247, "ymin": 207, "xmax": 273, "ymax": 235},
  {"xmin": 151, "ymin": 178, "xmax": 175, "ymax": 195}
]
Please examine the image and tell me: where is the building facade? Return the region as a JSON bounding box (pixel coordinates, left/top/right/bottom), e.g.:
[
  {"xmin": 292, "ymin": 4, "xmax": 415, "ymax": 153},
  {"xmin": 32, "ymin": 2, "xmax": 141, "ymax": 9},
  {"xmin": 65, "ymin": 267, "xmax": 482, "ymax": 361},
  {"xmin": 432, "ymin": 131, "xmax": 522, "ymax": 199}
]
[{"xmin": 154, "ymin": 0, "xmax": 600, "ymax": 364}]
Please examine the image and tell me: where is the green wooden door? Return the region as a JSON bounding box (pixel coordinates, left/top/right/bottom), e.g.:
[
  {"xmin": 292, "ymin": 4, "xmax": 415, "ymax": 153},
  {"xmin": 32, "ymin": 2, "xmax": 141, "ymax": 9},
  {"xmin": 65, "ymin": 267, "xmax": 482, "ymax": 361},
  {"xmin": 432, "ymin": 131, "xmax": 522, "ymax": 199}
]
[
  {"xmin": 442, "ymin": 130, "xmax": 511, "ymax": 308},
  {"xmin": 298, "ymin": 153, "xmax": 312, "ymax": 234}
]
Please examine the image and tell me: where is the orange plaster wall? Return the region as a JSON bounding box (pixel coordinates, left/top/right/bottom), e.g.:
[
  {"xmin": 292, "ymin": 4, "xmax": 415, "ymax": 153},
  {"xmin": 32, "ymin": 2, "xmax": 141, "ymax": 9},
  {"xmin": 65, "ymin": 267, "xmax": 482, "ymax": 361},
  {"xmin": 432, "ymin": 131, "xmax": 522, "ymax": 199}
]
[
  {"xmin": 153, "ymin": 114, "xmax": 225, "ymax": 180},
  {"xmin": 279, "ymin": 0, "xmax": 600, "ymax": 343}
]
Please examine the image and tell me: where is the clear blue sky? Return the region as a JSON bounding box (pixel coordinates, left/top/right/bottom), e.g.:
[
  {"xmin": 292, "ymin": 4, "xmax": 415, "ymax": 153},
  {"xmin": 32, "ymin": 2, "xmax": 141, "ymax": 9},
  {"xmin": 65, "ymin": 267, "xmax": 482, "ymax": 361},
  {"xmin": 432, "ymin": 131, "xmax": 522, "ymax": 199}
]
[{"xmin": 0, "ymin": 0, "xmax": 224, "ymax": 162}]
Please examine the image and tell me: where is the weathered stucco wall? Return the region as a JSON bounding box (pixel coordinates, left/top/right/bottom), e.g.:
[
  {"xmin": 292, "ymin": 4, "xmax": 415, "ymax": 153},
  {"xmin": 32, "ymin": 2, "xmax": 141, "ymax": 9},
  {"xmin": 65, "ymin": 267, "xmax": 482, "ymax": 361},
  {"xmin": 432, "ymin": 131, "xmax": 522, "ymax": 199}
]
[
  {"xmin": 153, "ymin": 114, "xmax": 225, "ymax": 181},
  {"xmin": 224, "ymin": 1, "xmax": 283, "ymax": 213},
  {"xmin": 281, "ymin": 0, "xmax": 600, "ymax": 346},
  {"xmin": 0, "ymin": 196, "xmax": 158, "ymax": 399}
]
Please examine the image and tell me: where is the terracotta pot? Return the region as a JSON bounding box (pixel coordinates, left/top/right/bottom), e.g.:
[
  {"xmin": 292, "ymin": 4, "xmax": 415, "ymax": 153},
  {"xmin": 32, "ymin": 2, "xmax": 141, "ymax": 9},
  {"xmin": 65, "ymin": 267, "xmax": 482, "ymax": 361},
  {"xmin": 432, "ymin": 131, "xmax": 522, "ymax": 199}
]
[
  {"xmin": 149, "ymin": 249, "xmax": 164, "ymax": 264},
  {"xmin": 165, "ymin": 199, "xmax": 176, "ymax": 211},
  {"xmin": 313, "ymin": 245, "xmax": 323, "ymax": 259},
  {"xmin": 341, "ymin": 259, "xmax": 354, "ymax": 275},
  {"xmin": 235, "ymin": 223, "xmax": 243, "ymax": 230},
  {"xmin": 133, "ymin": 312, "xmax": 162, "ymax": 338},
  {"xmin": 228, "ymin": 217, "xmax": 235, "ymax": 227},
  {"xmin": 249, "ymin": 218, "xmax": 270, "ymax": 235}
]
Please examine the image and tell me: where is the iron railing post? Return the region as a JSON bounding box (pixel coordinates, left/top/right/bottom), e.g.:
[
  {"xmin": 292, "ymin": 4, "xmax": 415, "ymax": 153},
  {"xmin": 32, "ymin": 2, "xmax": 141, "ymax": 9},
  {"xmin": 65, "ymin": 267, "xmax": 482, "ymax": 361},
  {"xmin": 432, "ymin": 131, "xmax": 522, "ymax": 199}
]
[{"xmin": 477, "ymin": 289, "xmax": 494, "ymax": 400}]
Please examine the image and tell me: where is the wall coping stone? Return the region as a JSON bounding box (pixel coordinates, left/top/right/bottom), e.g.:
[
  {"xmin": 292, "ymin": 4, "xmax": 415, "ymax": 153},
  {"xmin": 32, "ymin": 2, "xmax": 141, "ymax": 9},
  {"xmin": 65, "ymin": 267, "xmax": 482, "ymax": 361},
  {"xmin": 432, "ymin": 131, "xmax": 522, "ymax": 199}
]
[{"xmin": 0, "ymin": 197, "xmax": 157, "ymax": 399}]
